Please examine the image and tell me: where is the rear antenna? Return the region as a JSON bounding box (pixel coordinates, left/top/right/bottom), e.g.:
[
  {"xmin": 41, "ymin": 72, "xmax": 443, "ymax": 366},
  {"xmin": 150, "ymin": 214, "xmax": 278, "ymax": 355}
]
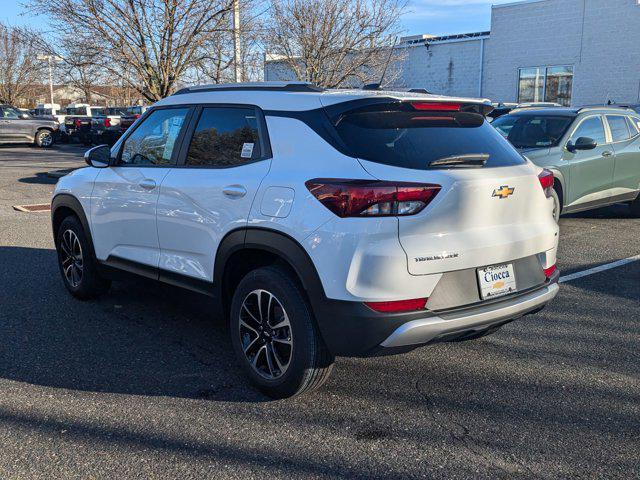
[{"xmin": 364, "ymin": 36, "xmax": 399, "ymax": 90}]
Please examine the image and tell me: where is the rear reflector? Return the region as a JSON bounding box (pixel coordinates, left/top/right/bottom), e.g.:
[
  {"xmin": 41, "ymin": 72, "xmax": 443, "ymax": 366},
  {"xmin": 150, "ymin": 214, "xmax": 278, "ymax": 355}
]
[
  {"xmin": 538, "ymin": 169, "xmax": 554, "ymax": 197},
  {"xmin": 305, "ymin": 179, "xmax": 441, "ymax": 218},
  {"xmin": 543, "ymin": 264, "xmax": 557, "ymax": 278},
  {"xmin": 411, "ymin": 102, "xmax": 461, "ymax": 111},
  {"xmin": 365, "ymin": 298, "xmax": 428, "ymax": 313}
]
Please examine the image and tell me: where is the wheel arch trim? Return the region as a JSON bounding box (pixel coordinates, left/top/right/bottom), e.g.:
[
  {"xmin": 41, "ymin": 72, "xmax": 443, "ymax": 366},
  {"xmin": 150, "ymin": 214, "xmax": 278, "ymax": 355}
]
[{"xmin": 51, "ymin": 194, "xmax": 94, "ymax": 252}]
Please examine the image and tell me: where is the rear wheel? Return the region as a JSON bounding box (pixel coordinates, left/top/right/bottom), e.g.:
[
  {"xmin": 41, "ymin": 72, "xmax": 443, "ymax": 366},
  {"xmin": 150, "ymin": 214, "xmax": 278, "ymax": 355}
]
[
  {"xmin": 56, "ymin": 215, "xmax": 111, "ymax": 299},
  {"xmin": 35, "ymin": 129, "xmax": 54, "ymax": 148},
  {"xmin": 230, "ymin": 266, "xmax": 334, "ymax": 399}
]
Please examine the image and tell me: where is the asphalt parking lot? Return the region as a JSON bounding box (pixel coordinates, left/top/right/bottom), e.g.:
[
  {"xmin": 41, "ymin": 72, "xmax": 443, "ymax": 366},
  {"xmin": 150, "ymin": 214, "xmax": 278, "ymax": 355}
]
[{"xmin": 0, "ymin": 143, "xmax": 638, "ymax": 479}]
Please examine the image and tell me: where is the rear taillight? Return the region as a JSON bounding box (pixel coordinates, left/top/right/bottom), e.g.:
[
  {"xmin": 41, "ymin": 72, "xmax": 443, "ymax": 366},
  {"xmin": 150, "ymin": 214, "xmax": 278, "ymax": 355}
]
[
  {"xmin": 305, "ymin": 179, "xmax": 441, "ymax": 218},
  {"xmin": 365, "ymin": 298, "xmax": 428, "ymax": 313},
  {"xmin": 538, "ymin": 169, "xmax": 554, "ymax": 197},
  {"xmin": 104, "ymin": 117, "xmax": 111, "ymax": 127},
  {"xmin": 74, "ymin": 119, "xmax": 81, "ymax": 128},
  {"xmin": 543, "ymin": 264, "xmax": 557, "ymax": 279},
  {"xmin": 134, "ymin": 114, "xmax": 141, "ymax": 119}
]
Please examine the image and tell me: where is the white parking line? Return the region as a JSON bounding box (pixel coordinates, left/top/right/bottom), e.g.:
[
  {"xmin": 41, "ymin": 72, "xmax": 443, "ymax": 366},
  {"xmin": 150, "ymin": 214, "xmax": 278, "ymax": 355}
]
[{"xmin": 559, "ymin": 255, "xmax": 640, "ymax": 283}]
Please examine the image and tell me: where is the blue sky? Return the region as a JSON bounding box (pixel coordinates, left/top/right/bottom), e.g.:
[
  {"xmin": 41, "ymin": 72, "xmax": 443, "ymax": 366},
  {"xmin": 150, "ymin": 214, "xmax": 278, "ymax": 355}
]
[{"xmin": 2, "ymin": 0, "xmax": 519, "ymax": 36}]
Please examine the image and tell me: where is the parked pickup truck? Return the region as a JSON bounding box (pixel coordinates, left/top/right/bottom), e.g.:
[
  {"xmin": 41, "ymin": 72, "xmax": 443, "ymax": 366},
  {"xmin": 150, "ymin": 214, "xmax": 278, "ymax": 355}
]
[
  {"xmin": 63, "ymin": 105, "xmax": 122, "ymax": 144},
  {"xmin": 88, "ymin": 107, "xmax": 128, "ymax": 146},
  {"xmin": 118, "ymin": 105, "xmax": 148, "ymax": 132}
]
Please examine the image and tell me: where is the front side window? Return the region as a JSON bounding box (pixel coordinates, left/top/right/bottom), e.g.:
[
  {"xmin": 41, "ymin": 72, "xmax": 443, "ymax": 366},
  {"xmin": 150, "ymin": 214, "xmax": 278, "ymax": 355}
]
[
  {"xmin": 606, "ymin": 115, "xmax": 630, "ymax": 142},
  {"xmin": 518, "ymin": 66, "xmax": 573, "ymax": 106},
  {"xmin": 492, "ymin": 114, "xmax": 574, "ymax": 149},
  {"xmin": 120, "ymin": 108, "xmax": 189, "ymax": 166},
  {"xmin": 570, "ymin": 116, "xmax": 606, "ymax": 145},
  {"xmin": 185, "ymin": 107, "xmax": 262, "ymax": 167}
]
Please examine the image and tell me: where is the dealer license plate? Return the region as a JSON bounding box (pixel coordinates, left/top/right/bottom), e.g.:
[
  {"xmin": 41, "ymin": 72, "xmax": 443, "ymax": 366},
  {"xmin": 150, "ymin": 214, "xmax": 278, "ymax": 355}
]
[{"xmin": 477, "ymin": 263, "xmax": 517, "ymax": 300}]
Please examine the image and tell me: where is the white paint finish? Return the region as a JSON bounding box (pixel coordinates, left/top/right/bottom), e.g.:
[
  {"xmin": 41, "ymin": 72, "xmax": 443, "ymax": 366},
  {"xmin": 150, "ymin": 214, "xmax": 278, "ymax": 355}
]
[
  {"xmin": 90, "ymin": 166, "xmax": 172, "ymax": 266},
  {"xmin": 559, "ymin": 255, "xmax": 640, "ymax": 283},
  {"xmin": 260, "ymin": 186, "xmax": 295, "ymax": 218},
  {"xmin": 358, "ymin": 160, "xmax": 559, "ymax": 276},
  {"xmin": 156, "ymin": 160, "xmax": 271, "ymax": 281}
]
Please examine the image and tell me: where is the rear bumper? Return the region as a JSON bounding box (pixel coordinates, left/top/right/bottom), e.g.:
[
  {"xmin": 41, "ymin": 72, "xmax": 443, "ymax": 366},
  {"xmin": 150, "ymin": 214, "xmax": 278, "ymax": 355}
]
[
  {"xmin": 380, "ymin": 280, "xmax": 559, "ymax": 349},
  {"xmin": 312, "ymin": 271, "xmax": 559, "ymax": 357}
]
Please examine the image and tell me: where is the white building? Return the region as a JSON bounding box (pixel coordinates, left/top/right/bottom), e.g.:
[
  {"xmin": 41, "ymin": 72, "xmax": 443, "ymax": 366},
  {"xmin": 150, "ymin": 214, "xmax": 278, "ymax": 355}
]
[{"xmin": 265, "ymin": 0, "xmax": 640, "ymax": 106}]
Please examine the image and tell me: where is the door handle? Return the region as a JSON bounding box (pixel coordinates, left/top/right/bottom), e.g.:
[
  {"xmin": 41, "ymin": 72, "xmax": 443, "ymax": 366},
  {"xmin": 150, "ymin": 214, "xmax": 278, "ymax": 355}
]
[
  {"xmin": 223, "ymin": 185, "xmax": 247, "ymax": 198},
  {"xmin": 139, "ymin": 179, "xmax": 157, "ymax": 190},
  {"xmin": 602, "ymin": 151, "xmax": 613, "ymax": 157}
]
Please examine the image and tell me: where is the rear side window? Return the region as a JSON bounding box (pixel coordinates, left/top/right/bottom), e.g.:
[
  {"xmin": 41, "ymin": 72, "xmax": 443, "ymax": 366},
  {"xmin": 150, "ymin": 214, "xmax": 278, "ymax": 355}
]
[
  {"xmin": 626, "ymin": 116, "xmax": 640, "ymax": 136},
  {"xmin": 334, "ymin": 104, "xmax": 526, "ymax": 169},
  {"xmin": 185, "ymin": 107, "xmax": 262, "ymax": 168},
  {"xmin": 571, "ymin": 116, "xmax": 606, "ymax": 145},
  {"xmin": 606, "ymin": 115, "xmax": 630, "ymax": 142}
]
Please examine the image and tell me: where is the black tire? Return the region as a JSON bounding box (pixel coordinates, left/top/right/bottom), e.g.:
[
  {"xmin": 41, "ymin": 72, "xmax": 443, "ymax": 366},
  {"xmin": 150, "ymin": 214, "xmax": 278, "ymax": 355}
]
[
  {"xmin": 35, "ymin": 129, "xmax": 54, "ymax": 148},
  {"xmin": 630, "ymin": 199, "xmax": 640, "ymax": 217},
  {"xmin": 55, "ymin": 215, "xmax": 111, "ymax": 300},
  {"xmin": 230, "ymin": 266, "xmax": 334, "ymax": 399}
]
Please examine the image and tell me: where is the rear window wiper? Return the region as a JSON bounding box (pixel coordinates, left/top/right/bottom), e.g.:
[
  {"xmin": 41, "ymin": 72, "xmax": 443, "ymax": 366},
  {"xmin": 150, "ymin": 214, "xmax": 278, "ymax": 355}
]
[{"xmin": 428, "ymin": 153, "xmax": 489, "ymax": 168}]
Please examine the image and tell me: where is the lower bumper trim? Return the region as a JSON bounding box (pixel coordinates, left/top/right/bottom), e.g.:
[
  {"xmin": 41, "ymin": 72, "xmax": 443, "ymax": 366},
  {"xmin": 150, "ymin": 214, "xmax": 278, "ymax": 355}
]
[{"xmin": 380, "ymin": 282, "xmax": 559, "ymax": 348}]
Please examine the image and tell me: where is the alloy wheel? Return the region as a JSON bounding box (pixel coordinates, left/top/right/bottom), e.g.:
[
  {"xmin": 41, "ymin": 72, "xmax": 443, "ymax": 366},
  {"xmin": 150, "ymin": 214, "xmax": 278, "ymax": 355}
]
[
  {"xmin": 60, "ymin": 229, "xmax": 83, "ymax": 288},
  {"xmin": 239, "ymin": 289, "xmax": 293, "ymax": 380},
  {"xmin": 40, "ymin": 131, "xmax": 53, "ymax": 147}
]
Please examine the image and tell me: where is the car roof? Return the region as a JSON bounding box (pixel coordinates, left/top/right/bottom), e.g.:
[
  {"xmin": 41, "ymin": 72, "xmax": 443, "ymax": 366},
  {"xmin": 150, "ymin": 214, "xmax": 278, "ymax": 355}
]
[{"xmin": 156, "ymin": 82, "xmax": 492, "ymax": 112}]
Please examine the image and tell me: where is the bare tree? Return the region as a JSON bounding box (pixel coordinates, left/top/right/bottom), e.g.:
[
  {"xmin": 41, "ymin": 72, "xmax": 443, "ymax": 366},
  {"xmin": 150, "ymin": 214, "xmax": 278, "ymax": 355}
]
[
  {"xmin": 28, "ymin": 0, "xmax": 235, "ymax": 101},
  {"xmin": 55, "ymin": 36, "xmax": 108, "ymax": 104},
  {"xmin": 0, "ymin": 23, "xmax": 44, "ymax": 105},
  {"xmin": 266, "ymin": 0, "xmax": 406, "ymax": 88}
]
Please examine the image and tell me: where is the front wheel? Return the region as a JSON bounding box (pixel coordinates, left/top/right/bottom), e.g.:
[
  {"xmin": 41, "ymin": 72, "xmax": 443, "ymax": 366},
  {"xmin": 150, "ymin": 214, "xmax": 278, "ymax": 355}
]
[
  {"xmin": 230, "ymin": 266, "xmax": 335, "ymax": 399},
  {"xmin": 35, "ymin": 129, "xmax": 54, "ymax": 148},
  {"xmin": 630, "ymin": 194, "xmax": 640, "ymax": 217}
]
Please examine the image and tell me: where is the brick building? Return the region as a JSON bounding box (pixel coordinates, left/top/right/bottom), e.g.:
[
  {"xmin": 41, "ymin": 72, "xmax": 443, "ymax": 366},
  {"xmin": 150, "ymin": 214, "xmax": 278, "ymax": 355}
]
[{"xmin": 265, "ymin": 0, "xmax": 640, "ymax": 107}]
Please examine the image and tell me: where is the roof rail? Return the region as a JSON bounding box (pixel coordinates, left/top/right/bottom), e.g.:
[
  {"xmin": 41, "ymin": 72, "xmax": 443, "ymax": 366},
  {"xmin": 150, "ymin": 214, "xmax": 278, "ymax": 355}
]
[
  {"xmin": 172, "ymin": 81, "xmax": 325, "ymax": 95},
  {"xmin": 576, "ymin": 105, "xmax": 633, "ymax": 113}
]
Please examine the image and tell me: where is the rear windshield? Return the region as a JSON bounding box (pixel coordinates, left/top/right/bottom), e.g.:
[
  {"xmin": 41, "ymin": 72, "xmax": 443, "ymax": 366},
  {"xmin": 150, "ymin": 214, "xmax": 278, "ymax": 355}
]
[
  {"xmin": 492, "ymin": 114, "xmax": 574, "ymax": 149},
  {"xmin": 333, "ymin": 104, "xmax": 526, "ymax": 169}
]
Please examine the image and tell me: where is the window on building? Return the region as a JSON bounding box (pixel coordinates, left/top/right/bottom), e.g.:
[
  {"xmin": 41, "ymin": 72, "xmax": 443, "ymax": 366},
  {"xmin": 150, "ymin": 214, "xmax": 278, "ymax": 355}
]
[
  {"xmin": 518, "ymin": 66, "xmax": 573, "ymax": 106},
  {"xmin": 185, "ymin": 107, "xmax": 262, "ymax": 168}
]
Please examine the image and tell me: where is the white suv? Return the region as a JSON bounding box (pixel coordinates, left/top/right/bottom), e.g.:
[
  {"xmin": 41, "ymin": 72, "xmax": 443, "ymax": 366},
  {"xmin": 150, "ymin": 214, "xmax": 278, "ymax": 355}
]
[{"xmin": 52, "ymin": 82, "xmax": 560, "ymax": 398}]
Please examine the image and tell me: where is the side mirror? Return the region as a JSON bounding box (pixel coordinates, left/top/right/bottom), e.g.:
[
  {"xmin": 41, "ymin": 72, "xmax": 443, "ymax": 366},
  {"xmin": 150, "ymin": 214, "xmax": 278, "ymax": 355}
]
[
  {"xmin": 85, "ymin": 144, "xmax": 111, "ymax": 168},
  {"xmin": 567, "ymin": 137, "xmax": 597, "ymax": 153}
]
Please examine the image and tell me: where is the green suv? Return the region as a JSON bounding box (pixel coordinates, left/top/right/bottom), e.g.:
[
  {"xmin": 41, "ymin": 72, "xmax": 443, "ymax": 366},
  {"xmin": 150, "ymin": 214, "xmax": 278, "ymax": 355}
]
[{"xmin": 492, "ymin": 107, "xmax": 640, "ymax": 220}]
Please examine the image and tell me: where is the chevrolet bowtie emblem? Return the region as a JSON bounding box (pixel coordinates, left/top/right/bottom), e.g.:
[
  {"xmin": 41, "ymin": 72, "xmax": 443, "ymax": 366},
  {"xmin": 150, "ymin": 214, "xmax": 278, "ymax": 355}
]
[{"xmin": 492, "ymin": 186, "xmax": 515, "ymax": 199}]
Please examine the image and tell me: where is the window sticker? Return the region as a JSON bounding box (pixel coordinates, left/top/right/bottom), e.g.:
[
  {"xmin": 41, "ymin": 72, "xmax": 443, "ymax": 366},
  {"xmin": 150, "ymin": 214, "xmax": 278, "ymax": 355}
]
[{"xmin": 241, "ymin": 142, "xmax": 254, "ymax": 158}]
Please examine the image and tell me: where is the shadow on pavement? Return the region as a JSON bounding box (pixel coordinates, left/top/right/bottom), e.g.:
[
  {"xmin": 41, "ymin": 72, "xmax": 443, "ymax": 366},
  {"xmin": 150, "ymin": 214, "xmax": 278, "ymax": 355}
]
[
  {"xmin": 18, "ymin": 172, "xmax": 59, "ymax": 185},
  {"xmin": 0, "ymin": 246, "xmax": 263, "ymax": 403}
]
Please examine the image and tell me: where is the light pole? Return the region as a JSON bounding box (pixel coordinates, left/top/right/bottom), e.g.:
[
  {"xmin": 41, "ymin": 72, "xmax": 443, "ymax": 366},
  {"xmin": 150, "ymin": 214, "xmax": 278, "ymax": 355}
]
[
  {"xmin": 233, "ymin": 0, "xmax": 242, "ymax": 82},
  {"xmin": 37, "ymin": 55, "xmax": 62, "ymax": 105}
]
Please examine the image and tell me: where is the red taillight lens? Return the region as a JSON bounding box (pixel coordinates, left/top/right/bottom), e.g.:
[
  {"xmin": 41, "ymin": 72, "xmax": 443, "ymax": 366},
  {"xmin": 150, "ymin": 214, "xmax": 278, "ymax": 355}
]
[
  {"xmin": 305, "ymin": 179, "xmax": 441, "ymax": 218},
  {"xmin": 538, "ymin": 169, "xmax": 554, "ymax": 197},
  {"xmin": 74, "ymin": 119, "xmax": 81, "ymax": 128},
  {"xmin": 411, "ymin": 102, "xmax": 461, "ymax": 111},
  {"xmin": 104, "ymin": 117, "xmax": 111, "ymax": 127},
  {"xmin": 365, "ymin": 298, "xmax": 428, "ymax": 313},
  {"xmin": 134, "ymin": 114, "xmax": 141, "ymax": 119},
  {"xmin": 543, "ymin": 264, "xmax": 557, "ymax": 279}
]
